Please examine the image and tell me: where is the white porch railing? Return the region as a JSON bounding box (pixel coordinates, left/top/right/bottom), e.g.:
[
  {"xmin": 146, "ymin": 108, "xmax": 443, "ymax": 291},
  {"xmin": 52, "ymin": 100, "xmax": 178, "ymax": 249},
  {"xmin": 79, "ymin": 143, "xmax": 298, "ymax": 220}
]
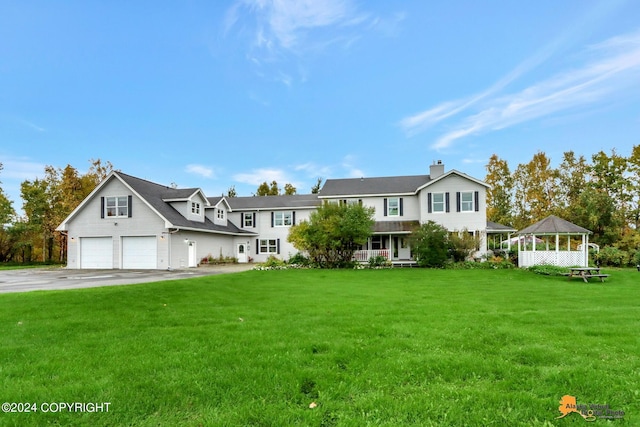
[
  {"xmin": 353, "ymin": 249, "xmax": 390, "ymax": 262},
  {"xmin": 518, "ymin": 250, "xmax": 586, "ymax": 267}
]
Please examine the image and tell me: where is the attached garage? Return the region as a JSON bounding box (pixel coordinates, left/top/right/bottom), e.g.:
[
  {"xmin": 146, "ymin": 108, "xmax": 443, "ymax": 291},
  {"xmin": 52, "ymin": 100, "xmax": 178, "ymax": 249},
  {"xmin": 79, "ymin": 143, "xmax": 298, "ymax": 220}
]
[
  {"xmin": 122, "ymin": 236, "xmax": 158, "ymax": 269},
  {"xmin": 80, "ymin": 237, "xmax": 113, "ymax": 269}
]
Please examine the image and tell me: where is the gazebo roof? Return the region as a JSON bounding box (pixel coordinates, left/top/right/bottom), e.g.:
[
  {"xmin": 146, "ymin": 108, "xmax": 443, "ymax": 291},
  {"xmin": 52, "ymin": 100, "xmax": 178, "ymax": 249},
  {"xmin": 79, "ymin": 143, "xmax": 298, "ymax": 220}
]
[{"xmin": 517, "ymin": 215, "xmax": 591, "ymax": 235}]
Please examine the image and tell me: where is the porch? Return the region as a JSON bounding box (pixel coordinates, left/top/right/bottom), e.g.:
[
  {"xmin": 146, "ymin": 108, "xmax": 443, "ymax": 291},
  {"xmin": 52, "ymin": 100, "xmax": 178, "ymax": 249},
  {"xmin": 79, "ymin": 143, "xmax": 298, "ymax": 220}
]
[{"xmin": 352, "ymin": 220, "xmax": 416, "ymax": 265}]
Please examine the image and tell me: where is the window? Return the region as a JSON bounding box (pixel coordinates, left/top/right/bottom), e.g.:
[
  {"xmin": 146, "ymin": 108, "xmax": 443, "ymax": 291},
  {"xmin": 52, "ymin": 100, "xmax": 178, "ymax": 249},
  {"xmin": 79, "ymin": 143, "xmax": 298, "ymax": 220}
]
[
  {"xmin": 243, "ymin": 213, "xmax": 254, "ymax": 227},
  {"xmin": 217, "ymin": 208, "xmax": 225, "ymax": 220},
  {"xmin": 386, "ymin": 197, "xmax": 400, "ymax": 216},
  {"xmin": 432, "ymin": 193, "xmax": 445, "ymax": 213},
  {"xmin": 191, "ymin": 202, "xmax": 200, "ymax": 214},
  {"xmin": 274, "ymin": 211, "xmax": 293, "ymax": 227},
  {"xmin": 106, "ymin": 196, "xmax": 129, "ymax": 217},
  {"xmin": 259, "ymin": 239, "xmax": 278, "ymax": 254},
  {"xmin": 460, "ymin": 192, "xmax": 474, "ymax": 212}
]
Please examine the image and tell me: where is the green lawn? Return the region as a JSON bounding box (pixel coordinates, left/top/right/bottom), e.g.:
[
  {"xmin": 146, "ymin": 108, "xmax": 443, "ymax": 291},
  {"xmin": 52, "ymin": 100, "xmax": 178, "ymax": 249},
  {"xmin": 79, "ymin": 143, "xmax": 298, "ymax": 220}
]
[{"xmin": 1, "ymin": 268, "xmax": 638, "ymax": 426}]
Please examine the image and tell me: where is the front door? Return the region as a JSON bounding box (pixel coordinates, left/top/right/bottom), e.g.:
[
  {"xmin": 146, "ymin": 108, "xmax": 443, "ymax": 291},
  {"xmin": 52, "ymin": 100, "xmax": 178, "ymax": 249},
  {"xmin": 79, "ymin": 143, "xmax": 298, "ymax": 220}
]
[
  {"xmin": 237, "ymin": 243, "xmax": 248, "ymax": 263},
  {"xmin": 188, "ymin": 241, "xmax": 197, "ymax": 267}
]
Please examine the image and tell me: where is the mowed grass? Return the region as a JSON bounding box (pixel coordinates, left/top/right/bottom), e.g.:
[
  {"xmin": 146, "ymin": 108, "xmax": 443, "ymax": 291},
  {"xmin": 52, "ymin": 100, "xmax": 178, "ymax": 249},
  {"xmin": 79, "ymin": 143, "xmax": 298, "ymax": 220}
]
[{"xmin": 1, "ymin": 269, "xmax": 638, "ymax": 426}]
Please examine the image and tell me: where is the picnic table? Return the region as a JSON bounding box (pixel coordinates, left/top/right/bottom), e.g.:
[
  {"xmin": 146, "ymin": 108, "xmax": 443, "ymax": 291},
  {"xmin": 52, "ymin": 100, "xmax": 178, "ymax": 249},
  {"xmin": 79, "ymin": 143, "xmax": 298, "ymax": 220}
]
[{"xmin": 567, "ymin": 267, "xmax": 610, "ymax": 283}]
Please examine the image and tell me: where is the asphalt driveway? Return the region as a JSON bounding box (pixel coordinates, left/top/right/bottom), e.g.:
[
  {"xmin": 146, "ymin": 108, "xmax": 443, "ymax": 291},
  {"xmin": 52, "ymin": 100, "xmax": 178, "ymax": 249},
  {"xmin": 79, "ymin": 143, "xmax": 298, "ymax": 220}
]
[{"xmin": 0, "ymin": 264, "xmax": 255, "ymax": 294}]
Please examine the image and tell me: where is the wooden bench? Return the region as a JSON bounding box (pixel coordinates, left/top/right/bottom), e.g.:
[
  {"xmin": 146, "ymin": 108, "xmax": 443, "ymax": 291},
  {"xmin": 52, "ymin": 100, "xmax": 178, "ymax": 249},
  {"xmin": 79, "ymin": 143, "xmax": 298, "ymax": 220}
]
[
  {"xmin": 567, "ymin": 267, "xmax": 609, "ymax": 283},
  {"xmin": 582, "ymin": 274, "xmax": 610, "ymax": 282}
]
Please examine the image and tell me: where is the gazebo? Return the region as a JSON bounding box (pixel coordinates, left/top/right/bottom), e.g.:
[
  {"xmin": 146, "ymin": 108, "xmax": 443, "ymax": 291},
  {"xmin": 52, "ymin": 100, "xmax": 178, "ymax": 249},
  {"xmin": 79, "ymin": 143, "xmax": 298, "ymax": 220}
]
[{"xmin": 516, "ymin": 215, "xmax": 592, "ymax": 267}]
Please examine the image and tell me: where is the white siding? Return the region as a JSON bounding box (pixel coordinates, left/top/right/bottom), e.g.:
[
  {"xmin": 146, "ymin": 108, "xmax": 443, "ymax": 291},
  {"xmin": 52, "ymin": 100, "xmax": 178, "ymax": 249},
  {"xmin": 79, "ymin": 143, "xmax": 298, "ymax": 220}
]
[
  {"xmin": 419, "ymin": 174, "xmax": 487, "ymax": 233},
  {"xmin": 65, "ymin": 178, "xmax": 169, "ymax": 269}
]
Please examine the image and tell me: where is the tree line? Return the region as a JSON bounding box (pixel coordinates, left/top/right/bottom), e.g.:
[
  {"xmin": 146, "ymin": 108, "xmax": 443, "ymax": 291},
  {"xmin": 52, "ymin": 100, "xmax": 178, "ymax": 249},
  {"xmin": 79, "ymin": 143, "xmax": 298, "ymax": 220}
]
[
  {"xmin": 0, "ymin": 159, "xmax": 113, "ymax": 263},
  {"xmin": 485, "ymin": 146, "xmax": 640, "ymax": 262}
]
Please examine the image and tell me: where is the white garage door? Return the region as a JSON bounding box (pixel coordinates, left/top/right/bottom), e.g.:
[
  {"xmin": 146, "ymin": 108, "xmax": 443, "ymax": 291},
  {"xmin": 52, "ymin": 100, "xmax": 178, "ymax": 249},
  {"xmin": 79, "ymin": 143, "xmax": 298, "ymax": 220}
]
[
  {"xmin": 80, "ymin": 237, "xmax": 113, "ymax": 269},
  {"xmin": 122, "ymin": 236, "xmax": 157, "ymax": 269}
]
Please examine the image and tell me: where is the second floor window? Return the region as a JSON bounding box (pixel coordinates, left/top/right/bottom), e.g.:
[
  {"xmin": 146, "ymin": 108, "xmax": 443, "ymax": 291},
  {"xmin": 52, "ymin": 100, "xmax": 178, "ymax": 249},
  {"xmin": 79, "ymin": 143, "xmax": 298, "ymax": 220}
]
[
  {"xmin": 387, "ymin": 198, "xmax": 400, "ymax": 216},
  {"xmin": 106, "ymin": 196, "xmax": 129, "ymax": 217},
  {"xmin": 217, "ymin": 209, "xmax": 225, "ymax": 220},
  {"xmin": 274, "ymin": 211, "xmax": 293, "ymax": 226},
  {"xmin": 191, "ymin": 202, "xmax": 200, "ymax": 214},
  {"xmin": 432, "ymin": 193, "xmax": 445, "ymax": 213},
  {"xmin": 243, "ymin": 212, "xmax": 254, "ymax": 227},
  {"xmin": 460, "ymin": 192, "xmax": 474, "ymax": 212}
]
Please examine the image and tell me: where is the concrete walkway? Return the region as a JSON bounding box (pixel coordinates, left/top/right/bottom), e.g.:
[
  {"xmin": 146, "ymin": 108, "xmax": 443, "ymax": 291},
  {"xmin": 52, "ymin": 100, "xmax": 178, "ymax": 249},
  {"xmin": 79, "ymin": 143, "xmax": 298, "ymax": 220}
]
[{"xmin": 0, "ymin": 263, "xmax": 256, "ymax": 294}]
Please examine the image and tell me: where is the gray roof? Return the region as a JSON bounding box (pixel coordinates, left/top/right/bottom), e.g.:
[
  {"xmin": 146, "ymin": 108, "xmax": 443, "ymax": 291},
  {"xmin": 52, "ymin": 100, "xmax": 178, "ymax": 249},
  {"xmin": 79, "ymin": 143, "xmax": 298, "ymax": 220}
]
[
  {"xmin": 486, "ymin": 221, "xmax": 517, "ymax": 233},
  {"xmin": 320, "ymin": 175, "xmax": 431, "ymax": 197},
  {"xmin": 223, "ymin": 194, "xmax": 321, "ymax": 210},
  {"xmin": 517, "ymin": 215, "xmax": 591, "ymax": 235},
  {"xmin": 117, "ymin": 173, "xmax": 252, "ymax": 235}
]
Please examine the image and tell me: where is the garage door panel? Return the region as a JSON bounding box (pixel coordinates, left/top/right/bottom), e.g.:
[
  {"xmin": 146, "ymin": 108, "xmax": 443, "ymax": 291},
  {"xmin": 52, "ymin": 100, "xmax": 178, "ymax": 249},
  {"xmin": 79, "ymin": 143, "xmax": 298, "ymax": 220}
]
[
  {"xmin": 122, "ymin": 236, "xmax": 157, "ymax": 269},
  {"xmin": 80, "ymin": 237, "xmax": 113, "ymax": 269}
]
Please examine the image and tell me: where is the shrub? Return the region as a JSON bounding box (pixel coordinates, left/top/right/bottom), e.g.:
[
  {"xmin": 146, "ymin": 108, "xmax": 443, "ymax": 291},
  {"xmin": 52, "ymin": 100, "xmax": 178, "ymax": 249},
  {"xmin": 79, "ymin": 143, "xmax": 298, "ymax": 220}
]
[
  {"xmin": 288, "ymin": 252, "xmax": 310, "ymax": 266},
  {"xmin": 595, "ymin": 246, "xmax": 629, "ymax": 267},
  {"xmin": 449, "ymin": 229, "xmax": 480, "ymax": 262},
  {"xmin": 261, "ymin": 255, "xmax": 287, "ymax": 268},
  {"xmin": 526, "ymin": 264, "xmax": 569, "ymax": 276},
  {"xmin": 446, "ymin": 260, "xmax": 514, "ymax": 270},
  {"xmin": 368, "ymin": 255, "xmax": 392, "ymax": 268},
  {"xmin": 410, "ymin": 221, "xmax": 450, "ymax": 268}
]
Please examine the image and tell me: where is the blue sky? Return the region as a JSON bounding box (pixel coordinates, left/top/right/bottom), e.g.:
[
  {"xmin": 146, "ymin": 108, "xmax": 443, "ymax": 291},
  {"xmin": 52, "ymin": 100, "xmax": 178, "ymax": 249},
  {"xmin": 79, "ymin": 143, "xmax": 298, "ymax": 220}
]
[{"xmin": 1, "ymin": 0, "xmax": 639, "ymax": 208}]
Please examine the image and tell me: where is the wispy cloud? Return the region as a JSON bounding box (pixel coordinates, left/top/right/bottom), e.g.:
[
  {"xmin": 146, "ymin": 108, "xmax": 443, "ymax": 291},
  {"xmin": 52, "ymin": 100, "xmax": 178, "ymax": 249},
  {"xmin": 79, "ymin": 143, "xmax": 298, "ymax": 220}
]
[
  {"xmin": 229, "ymin": 0, "xmax": 362, "ymax": 52},
  {"xmin": 341, "ymin": 154, "xmax": 364, "ymax": 178},
  {"xmin": 401, "ymin": 29, "xmax": 640, "ymax": 151},
  {"xmin": 294, "ymin": 162, "xmax": 333, "ymax": 178},
  {"xmin": 233, "ymin": 167, "xmax": 294, "ymax": 186},
  {"xmin": 224, "ymin": 0, "xmax": 396, "ymax": 86},
  {"xmin": 185, "ymin": 164, "xmax": 216, "ymax": 178}
]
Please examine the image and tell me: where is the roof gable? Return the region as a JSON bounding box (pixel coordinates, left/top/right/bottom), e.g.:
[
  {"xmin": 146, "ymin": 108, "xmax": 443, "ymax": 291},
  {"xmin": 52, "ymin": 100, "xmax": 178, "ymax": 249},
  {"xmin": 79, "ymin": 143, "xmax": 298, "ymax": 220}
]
[
  {"xmin": 57, "ymin": 171, "xmax": 253, "ymax": 235},
  {"xmin": 416, "ymin": 169, "xmax": 489, "ymax": 191}
]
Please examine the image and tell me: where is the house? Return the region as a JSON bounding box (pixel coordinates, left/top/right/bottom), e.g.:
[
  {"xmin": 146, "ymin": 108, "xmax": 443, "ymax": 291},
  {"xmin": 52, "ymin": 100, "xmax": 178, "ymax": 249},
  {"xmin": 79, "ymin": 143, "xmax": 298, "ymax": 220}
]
[
  {"xmin": 319, "ymin": 161, "xmax": 489, "ymax": 262},
  {"xmin": 56, "ymin": 161, "xmax": 489, "ymax": 269}
]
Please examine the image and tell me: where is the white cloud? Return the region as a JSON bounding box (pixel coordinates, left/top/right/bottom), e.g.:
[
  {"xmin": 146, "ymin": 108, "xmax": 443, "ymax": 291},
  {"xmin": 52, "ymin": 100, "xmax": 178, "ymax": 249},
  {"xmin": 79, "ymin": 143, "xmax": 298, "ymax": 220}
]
[
  {"xmin": 294, "ymin": 162, "xmax": 333, "ymax": 177},
  {"xmin": 341, "ymin": 155, "xmax": 365, "ymax": 178},
  {"xmin": 185, "ymin": 164, "xmax": 215, "ymax": 178},
  {"xmin": 401, "ymin": 29, "xmax": 640, "ymax": 151},
  {"xmin": 233, "ymin": 167, "xmax": 291, "ymax": 185},
  {"xmin": 225, "ymin": 0, "xmax": 390, "ymax": 85}
]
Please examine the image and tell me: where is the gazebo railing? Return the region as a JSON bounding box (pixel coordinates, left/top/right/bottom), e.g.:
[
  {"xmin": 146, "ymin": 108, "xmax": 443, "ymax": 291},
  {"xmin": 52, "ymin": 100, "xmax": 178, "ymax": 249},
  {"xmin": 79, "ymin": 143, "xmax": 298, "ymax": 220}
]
[{"xmin": 519, "ymin": 250, "xmax": 585, "ymax": 267}]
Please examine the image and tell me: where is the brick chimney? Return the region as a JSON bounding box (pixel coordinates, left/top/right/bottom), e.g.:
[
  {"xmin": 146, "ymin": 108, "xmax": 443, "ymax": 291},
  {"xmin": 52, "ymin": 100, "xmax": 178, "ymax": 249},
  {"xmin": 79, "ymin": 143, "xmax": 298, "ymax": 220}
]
[{"xmin": 430, "ymin": 160, "xmax": 444, "ymax": 179}]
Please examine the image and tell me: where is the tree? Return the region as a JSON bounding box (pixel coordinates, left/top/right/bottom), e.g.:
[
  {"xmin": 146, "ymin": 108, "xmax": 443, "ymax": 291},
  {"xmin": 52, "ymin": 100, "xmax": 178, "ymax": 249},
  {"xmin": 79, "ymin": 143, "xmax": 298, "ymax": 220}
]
[
  {"xmin": 590, "ymin": 149, "xmax": 628, "ymax": 240},
  {"xmin": 556, "ymin": 151, "xmax": 589, "ymax": 218},
  {"xmin": 409, "ymin": 221, "xmax": 449, "ymax": 268},
  {"xmin": 256, "ymin": 180, "xmax": 297, "ymax": 196},
  {"xmin": 288, "ymin": 202, "xmax": 375, "ymax": 268},
  {"xmin": 512, "ymin": 151, "xmax": 559, "ymax": 228},
  {"xmin": 256, "ymin": 181, "xmax": 279, "ymax": 196},
  {"xmin": 485, "ymin": 154, "xmax": 513, "ymax": 226},
  {"xmin": 227, "ymin": 186, "xmax": 237, "ymax": 197},
  {"xmin": 311, "ymin": 178, "xmax": 322, "ymax": 194},
  {"xmin": 0, "ymin": 163, "xmax": 17, "ymax": 261}
]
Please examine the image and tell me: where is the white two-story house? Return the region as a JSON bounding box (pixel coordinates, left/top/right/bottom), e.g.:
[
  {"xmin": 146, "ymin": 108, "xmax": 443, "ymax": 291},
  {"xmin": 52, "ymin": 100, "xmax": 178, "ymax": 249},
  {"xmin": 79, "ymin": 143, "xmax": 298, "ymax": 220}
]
[
  {"xmin": 319, "ymin": 161, "xmax": 489, "ymax": 262},
  {"xmin": 57, "ymin": 161, "xmax": 489, "ymax": 269}
]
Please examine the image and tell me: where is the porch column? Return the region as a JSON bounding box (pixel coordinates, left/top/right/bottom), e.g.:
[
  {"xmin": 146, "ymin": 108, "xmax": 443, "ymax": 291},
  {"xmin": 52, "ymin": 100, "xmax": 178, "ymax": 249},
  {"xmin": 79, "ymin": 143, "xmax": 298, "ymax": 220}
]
[{"xmin": 555, "ymin": 234, "xmax": 559, "ymax": 265}]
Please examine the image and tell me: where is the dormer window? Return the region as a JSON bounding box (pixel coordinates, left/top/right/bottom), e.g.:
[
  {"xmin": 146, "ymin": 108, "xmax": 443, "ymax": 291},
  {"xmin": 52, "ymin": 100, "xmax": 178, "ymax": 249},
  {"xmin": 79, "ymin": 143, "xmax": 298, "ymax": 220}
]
[
  {"xmin": 217, "ymin": 208, "xmax": 225, "ymax": 220},
  {"xmin": 191, "ymin": 202, "xmax": 201, "ymax": 215}
]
